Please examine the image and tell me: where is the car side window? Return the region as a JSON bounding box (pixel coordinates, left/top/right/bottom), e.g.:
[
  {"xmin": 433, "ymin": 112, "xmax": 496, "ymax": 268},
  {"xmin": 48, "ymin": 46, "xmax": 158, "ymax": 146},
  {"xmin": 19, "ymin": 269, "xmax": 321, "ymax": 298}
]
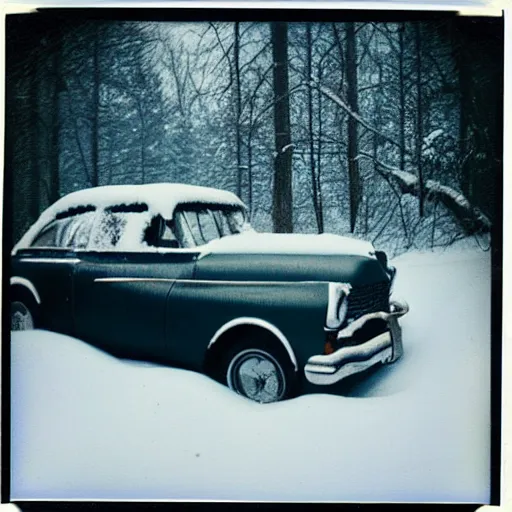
[
  {"xmin": 160, "ymin": 220, "xmax": 179, "ymax": 247},
  {"xmin": 91, "ymin": 211, "xmax": 126, "ymax": 249},
  {"xmin": 143, "ymin": 215, "xmax": 179, "ymax": 248},
  {"xmin": 31, "ymin": 208, "xmax": 97, "ymax": 250},
  {"xmin": 88, "ymin": 203, "xmax": 150, "ymax": 251},
  {"xmin": 66, "ymin": 211, "xmax": 97, "ymax": 249},
  {"xmin": 31, "ymin": 219, "xmax": 70, "ymax": 248}
]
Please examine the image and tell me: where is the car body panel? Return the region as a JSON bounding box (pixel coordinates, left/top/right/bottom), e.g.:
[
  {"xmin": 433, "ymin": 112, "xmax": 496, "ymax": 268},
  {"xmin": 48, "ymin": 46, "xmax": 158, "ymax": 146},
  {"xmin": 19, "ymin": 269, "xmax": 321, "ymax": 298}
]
[
  {"xmin": 73, "ymin": 251, "xmax": 197, "ymax": 361},
  {"xmin": 11, "ymin": 249, "xmax": 79, "ymax": 334},
  {"xmin": 9, "ymin": 183, "xmax": 406, "ymax": 399},
  {"xmin": 195, "ymin": 253, "xmax": 388, "ymax": 286},
  {"xmin": 165, "ymin": 279, "xmax": 329, "ymax": 371}
]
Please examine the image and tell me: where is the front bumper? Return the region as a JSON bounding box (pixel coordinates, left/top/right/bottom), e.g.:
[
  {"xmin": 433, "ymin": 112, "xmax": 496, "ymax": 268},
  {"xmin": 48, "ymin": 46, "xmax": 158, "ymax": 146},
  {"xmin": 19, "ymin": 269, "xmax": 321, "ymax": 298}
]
[{"xmin": 304, "ymin": 300, "xmax": 409, "ymax": 386}]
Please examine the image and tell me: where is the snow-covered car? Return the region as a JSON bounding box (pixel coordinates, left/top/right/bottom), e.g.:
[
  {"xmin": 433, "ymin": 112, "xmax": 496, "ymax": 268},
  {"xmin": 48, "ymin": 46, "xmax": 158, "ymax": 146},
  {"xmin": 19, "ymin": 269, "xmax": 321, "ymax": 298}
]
[{"xmin": 10, "ymin": 183, "xmax": 408, "ymax": 403}]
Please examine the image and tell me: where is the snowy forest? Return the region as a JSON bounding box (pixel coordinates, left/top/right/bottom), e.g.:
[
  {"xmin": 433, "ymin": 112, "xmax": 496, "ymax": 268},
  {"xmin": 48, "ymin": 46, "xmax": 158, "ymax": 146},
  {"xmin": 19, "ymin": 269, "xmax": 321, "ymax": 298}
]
[{"xmin": 5, "ymin": 12, "xmax": 503, "ymax": 256}]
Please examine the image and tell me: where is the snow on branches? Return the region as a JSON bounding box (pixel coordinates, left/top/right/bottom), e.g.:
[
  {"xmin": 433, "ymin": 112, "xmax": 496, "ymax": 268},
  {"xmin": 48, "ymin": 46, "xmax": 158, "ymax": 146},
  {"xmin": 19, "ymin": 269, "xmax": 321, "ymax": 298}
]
[
  {"xmin": 304, "ymin": 79, "xmax": 492, "ymax": 236},
  {"xmin": 356, "ymin": 152, "xmax": 492, "ymax": 235}
]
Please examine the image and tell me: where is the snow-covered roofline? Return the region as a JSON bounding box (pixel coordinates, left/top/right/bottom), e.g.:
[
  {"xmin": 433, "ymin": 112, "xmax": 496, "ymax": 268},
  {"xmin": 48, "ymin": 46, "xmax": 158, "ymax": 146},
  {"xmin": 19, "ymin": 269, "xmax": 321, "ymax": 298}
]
[
  {"xmin": 13, "ymin": 183, "xmax": 246, "ymax": 253},
  {"xmin": 51, "ymin": 183, "xmax": 245, "ymax": 214}
]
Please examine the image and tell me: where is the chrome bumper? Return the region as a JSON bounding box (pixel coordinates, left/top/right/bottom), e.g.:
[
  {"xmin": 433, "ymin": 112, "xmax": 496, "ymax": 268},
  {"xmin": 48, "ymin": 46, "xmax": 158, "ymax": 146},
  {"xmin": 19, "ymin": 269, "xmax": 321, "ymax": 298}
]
[{"xmin": 304, "ymin": 300, "xmax": 409, "ymax": 386}]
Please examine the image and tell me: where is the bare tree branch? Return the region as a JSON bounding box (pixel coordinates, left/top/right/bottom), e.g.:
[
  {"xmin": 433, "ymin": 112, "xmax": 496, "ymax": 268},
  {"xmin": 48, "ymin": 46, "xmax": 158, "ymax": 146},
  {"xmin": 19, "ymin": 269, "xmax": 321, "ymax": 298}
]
[{"xmin": 356, "ymin": 152, "xmax": 492, "ymax": 234}]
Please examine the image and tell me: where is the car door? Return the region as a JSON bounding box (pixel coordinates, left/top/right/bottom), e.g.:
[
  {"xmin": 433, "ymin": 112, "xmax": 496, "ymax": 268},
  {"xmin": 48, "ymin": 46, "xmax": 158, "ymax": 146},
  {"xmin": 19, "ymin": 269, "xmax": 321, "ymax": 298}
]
[
  {"xmin": 72, "ymin": 206, "xmax": 198, "ymax": 363},
  {"xmin": 11, "ymin": 207, "xmax": 97, "ymax": 335},
  {"xmin": 12, "ymin": 248, "xmax": 78, "ymax": 335}
]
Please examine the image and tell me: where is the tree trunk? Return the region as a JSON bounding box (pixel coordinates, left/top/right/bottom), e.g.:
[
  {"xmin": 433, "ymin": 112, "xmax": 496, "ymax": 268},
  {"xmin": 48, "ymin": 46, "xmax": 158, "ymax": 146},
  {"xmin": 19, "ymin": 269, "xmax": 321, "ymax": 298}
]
[
  {"xmin": 345, "ymin": 22, "xmax": 360, "ymax": 233},
  {"xmin": 306, "ymin": 24, "xmax": 323, "ymax": 234},
  {"xmin": 48, "ymin": 31, "xmax": 62, "ymax": 205},
  {"xmin": 271, "ymin": 21, "xmax": 293, "ymax": 233},
  {"xmin": 91, "ymin": 23, "xmax": 101, "ymax": 187},
  {"xmin": 248, "ymin": 133, "xmax": 253, "ymax": 217},
  {"xmin": 234, "ymin": 21, "xmax": 243, "ymax": 199},
  {"xmin": 414, "ymin": 22, "xmax": 424, "ymax": 217},
  {"xmin": 6, "ymin": 17, "xmax": 43, "ymax": 245},
  {"xmin": 30, "ymin": 50, "xmax": 42, "ymax": 221},
  {"xmin": 140, "ymin": 110, "xmax": 146, "ymax": 184},
  {"xmin": 398, "ymin": 23, "xmax": 406, "ymax": 173},
  {"xmin": 316, "ymin": 66, "xmax": 325, "ymax": 233},
  {"xmin": 247, "ymin": 100, "xmax": 254, "ymax": 217},
  {"xmin": 456, "ymin": 25, "xmax": 475, "ymax": 203}
]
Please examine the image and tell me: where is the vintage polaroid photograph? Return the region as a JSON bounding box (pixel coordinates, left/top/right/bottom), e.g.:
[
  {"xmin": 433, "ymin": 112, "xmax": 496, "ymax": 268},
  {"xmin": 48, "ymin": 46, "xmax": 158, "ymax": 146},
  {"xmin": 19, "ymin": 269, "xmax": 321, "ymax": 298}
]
[{"xmin": 4, "ymin": 6, "xmax": 504, "ymax": 504}]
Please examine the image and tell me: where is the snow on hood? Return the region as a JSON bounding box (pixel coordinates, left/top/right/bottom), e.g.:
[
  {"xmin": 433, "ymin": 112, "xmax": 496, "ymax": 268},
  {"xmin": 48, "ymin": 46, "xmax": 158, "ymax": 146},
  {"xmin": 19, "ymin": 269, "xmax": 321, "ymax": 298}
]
[{"xmin": 199, "ymin": 232, "xmax": 375, "ymax": 258}]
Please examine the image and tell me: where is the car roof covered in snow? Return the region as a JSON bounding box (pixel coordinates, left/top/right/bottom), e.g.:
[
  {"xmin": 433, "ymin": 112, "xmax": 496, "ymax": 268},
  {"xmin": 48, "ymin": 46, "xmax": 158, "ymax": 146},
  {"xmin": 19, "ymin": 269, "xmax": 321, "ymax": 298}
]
[
  {"xmin": 13, "ymin": 183, "xmax": 246, "ymax": 253},
  {"xmin": 51, "ymin": 183, "xmax": 244, "ymax": 215}
]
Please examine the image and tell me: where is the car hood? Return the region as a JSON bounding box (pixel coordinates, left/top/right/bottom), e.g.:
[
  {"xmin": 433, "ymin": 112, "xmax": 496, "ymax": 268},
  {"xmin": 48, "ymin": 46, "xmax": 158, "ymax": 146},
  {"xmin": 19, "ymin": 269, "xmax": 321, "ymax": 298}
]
[
  {"xmin": 194, "ymin": 233, "xmax": 388, "ymax": 286},
  {"xmin": 200, "ymin": 232, "xmax": 375, "ymax": 258}
]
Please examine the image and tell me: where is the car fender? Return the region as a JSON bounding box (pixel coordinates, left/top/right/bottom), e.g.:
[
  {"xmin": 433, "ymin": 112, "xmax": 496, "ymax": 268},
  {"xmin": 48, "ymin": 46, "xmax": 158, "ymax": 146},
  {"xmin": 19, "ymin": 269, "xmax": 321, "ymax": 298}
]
[
  {"xmin": 10, "ymin": 276, "xmax": 41, "ymax": 305},
  {"xmin": 165, "ymin": 279, "xmax": 329, "ymax": 371},
  {"xmin": 207, "ymin": 316, "xmax": 299, "ymax": 370}
]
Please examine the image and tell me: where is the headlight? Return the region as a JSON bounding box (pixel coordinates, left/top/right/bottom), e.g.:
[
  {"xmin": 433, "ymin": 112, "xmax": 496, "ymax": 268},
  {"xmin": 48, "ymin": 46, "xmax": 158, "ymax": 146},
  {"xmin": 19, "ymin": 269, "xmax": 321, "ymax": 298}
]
[{"xmin": 326, "ymin": 282, "xmax": 352, "ymax": 330}]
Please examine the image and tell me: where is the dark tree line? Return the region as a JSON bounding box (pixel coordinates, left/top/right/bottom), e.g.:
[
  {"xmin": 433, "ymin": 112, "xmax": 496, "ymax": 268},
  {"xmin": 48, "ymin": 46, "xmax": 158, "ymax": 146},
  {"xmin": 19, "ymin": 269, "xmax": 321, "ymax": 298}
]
[{"xmin": 5, "ymin": 13, "xmax": 502, "ymax": 255}]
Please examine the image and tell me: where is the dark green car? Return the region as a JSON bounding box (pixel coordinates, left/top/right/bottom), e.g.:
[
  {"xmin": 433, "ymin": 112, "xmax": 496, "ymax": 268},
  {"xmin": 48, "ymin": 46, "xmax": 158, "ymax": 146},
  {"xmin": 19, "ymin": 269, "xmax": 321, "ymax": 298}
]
[{"xmin": 10, "ymin": 183, "xmax": 408, "ymax": 403}]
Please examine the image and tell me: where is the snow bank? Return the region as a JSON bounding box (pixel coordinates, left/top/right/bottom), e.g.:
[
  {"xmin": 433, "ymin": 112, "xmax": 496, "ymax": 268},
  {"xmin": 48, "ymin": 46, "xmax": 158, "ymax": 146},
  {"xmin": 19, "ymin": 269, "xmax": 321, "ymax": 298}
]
[{"xmin": 10, "ymin": 243, "xmax": 490, "ymax": 502}]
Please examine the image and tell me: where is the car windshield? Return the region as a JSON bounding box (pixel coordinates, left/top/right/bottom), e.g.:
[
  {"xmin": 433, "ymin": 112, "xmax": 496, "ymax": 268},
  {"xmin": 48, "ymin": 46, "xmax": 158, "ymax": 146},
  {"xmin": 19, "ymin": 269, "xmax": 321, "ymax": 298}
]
[{"xmin": 173, "ymin": 205, "xmax": 251, "ymax": 248}]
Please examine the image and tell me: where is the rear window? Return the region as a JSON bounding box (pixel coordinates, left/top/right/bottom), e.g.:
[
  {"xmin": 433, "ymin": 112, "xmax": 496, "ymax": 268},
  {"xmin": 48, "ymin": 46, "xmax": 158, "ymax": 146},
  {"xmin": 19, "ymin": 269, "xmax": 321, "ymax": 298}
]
[{"xmin": 31, "ymin": 208, "xmax": 97, "ymax": 249}]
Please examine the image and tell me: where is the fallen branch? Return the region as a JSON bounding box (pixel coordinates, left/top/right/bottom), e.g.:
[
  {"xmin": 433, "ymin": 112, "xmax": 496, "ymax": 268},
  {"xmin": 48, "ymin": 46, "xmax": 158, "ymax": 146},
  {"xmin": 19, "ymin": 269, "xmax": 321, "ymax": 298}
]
[
  {"xmin": 302, "ymin": 78, "xmax": 492, "ymax": 235},
  {"xmin": 356, "ymin": 152, "xmax": 492, "ymax": 235}
]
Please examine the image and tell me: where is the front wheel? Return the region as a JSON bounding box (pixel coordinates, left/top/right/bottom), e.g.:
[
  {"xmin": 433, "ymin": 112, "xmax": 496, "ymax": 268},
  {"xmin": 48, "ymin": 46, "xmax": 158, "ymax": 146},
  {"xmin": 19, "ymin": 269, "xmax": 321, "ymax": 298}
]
[
  {"xmin": 220, "ymin": 338, "xmax": 297, "ymax": 403},
  {"xmin": 11, "ymin": 301, "xmax": 36, "ymax": 331}
]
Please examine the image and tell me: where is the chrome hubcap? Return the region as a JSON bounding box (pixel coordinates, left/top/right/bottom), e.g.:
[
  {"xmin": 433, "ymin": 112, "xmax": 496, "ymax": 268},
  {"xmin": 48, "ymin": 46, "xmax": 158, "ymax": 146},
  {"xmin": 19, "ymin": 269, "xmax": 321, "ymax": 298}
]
[
  {"xmin": 11, "ymin": 302, "xmax": 34, "ymax": 331},
  {"xmin": 227, "ymin": 349, "xmax": 286, "ymax": 403}
]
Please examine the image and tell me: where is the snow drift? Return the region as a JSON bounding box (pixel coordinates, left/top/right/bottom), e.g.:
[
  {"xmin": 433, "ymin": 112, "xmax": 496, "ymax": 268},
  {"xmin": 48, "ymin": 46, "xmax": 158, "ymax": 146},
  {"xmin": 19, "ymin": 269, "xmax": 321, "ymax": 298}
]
[{"xmin": 10, "ymin": 240, "xmax": 491, "ymax": 502}]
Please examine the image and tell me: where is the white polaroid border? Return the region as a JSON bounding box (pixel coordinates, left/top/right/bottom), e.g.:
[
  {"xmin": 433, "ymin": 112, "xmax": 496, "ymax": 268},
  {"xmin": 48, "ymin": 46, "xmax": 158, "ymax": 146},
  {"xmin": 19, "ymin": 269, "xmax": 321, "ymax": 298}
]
[{"xmin": 0, "ymin": 1, "xmax": 508, "ymax": 508}]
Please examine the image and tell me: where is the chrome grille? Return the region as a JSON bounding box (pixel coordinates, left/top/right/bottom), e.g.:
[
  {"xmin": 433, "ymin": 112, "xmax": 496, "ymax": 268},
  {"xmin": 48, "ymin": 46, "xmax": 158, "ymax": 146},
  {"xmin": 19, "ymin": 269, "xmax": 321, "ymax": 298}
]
[{"xmin": 346, "ymin": 281, "xmax": 390, "ymax": 321}]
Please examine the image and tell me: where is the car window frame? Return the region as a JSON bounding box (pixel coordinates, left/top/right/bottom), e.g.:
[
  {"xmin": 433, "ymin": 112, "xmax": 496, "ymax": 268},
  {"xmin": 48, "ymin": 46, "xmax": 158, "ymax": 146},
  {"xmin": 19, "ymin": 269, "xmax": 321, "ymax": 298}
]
[
  {"xmin": 86, "ymin": 203, "xmax": 154, "ymax": 252},
  {"xmin": 170, "ymin": 202, "xmax": 249, "ymax": 249},
  {"xmin": 30, "ymin": 218, "xmax": 69, "ymax": 248},
  {"xmin": 25, "ymin": 201, "xmax": 251, "ymax": 255},
  {"xmin": 177, "ymin": 210, "xmax": 199, "ymax": 248},
  {"xmin": 197, "ymin": 209, "xmax": 222, "ymax": 243},
  {"xmin": 30, "ymin": 208, "xmax": 99, "ymax": 251}
]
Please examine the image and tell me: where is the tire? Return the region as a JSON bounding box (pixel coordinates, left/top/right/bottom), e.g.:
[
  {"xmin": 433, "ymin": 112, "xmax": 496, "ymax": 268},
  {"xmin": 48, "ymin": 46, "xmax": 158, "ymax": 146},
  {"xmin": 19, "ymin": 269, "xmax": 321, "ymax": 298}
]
[
  {"xmin": 218, "ymin": 336, "xmax": 297, "ymax": 403},
  {"xmin": 11, "ymin": 300, "xmax": 36, "ymax": 331}
]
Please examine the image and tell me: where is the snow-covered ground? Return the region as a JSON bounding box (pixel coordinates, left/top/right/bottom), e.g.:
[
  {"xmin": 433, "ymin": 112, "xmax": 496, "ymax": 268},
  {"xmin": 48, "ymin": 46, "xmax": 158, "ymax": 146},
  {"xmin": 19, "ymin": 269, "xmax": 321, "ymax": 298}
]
[{"xmin": 10, "ymin": 239, "xmax": 491, "ymax": 502}]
